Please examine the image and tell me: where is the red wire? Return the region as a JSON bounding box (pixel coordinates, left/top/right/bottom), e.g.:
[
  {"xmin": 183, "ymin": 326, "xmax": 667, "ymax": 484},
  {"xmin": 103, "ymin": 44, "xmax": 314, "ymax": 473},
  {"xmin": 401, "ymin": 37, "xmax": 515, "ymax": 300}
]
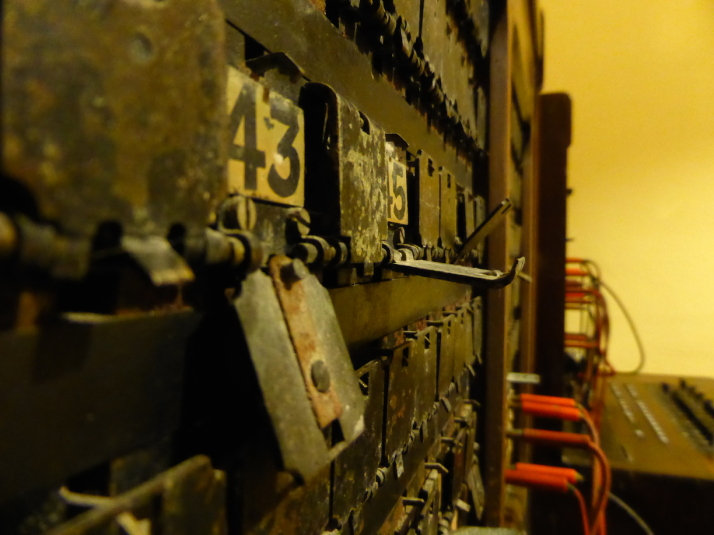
[
  {"xmin": 588, "ymin": 442, "xmax": 611, "ymax": 535},
  {"xmin": 570, "ymin": 485, "xmax": 591, "ymax": 535},
  {"xmin": 520, "ymin": 393, "xmax": 577, "ymax": 407},
  {"xmin": 510, "ymin": 429, "xmax": 610, "ymax": 534}
]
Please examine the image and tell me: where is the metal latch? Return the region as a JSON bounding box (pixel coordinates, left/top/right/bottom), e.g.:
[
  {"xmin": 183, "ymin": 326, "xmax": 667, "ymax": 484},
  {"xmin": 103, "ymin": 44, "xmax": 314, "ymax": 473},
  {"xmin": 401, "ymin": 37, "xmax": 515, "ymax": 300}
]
[
  {"xmin": 389, "ymin": 257, "xmax": 525, "ymax": 288},
  {"xmin": 388, "ymin": 197, "xmax": 524, "ymax": 288}
]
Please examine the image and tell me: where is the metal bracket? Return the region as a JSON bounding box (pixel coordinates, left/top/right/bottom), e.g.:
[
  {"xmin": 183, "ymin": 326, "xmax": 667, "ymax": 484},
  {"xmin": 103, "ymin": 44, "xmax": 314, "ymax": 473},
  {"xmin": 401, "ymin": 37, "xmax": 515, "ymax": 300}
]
[
  {"xmin": 233, "ymin": 269, "xmax": 331, "ymax": 481},
  {"xmin": 267, "ymin": 256, "xmax": 365, "ymax": 447}
]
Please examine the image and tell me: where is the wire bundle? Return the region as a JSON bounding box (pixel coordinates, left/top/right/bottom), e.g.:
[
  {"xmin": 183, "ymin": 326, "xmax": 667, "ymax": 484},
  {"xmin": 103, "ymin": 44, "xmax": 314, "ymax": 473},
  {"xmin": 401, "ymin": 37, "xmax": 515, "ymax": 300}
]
[
  {"xmin": 508, "ymin": 394, "xmax": 609, "ymax": 535},
  {"xmin": 564, "ymin": 258, "xmax": 646, "ymax": 426},
  {"xmin": 504, "ymin": 262, "xmax": 652, "ymax": 533}
]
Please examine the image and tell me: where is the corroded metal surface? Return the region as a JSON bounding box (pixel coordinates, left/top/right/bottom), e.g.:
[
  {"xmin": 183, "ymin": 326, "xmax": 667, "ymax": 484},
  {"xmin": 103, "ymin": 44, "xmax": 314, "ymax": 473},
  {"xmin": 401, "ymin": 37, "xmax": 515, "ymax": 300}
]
[
  {"xmin": 3, "ymin": 0, "xmax": 226, "ymax": 244},
  {"xmin": 301, "ymin": 83, "xmax": 388, "ymax": 264},
  {"xmin": 233, "ymin": 270, "xmax": 330, "ymax": 482},
  {"xmin": 0, "ymin": 0, "xmax": 545, "ymax": 532},
  {"xmin": 270, "ymin": 255, "xmax": 365, "ymax": 446}
]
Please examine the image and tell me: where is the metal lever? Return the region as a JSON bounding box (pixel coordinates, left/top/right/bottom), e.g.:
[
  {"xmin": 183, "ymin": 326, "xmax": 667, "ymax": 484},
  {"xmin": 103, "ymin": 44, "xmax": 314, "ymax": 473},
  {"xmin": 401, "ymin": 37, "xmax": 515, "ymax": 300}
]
[
  {"xmin": 389, "ymin": 256, "xmax": 525, "ymax": 289},
  {"xmin": 455, "ymin": 199, "xmax": 512, "ymax": 263}
]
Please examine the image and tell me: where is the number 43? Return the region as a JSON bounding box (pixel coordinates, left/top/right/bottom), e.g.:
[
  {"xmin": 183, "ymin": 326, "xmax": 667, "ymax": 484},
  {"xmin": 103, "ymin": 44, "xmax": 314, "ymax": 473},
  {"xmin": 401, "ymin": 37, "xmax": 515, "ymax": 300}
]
[{"xmin": 226, "ymin": 67, "xmax": 305, "ymax": 206}]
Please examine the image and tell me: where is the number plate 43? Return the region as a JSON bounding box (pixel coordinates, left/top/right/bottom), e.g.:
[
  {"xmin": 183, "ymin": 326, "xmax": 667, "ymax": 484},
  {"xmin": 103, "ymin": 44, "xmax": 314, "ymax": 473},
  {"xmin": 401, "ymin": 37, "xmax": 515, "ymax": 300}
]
[{"xmin": 226, "ymin": 67, "xmax": 305, "ymax": 206}]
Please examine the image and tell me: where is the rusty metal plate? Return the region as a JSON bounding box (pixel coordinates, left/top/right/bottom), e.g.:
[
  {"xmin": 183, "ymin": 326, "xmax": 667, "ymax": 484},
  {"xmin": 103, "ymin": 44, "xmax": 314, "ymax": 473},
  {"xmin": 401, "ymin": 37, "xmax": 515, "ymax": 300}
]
[
  {"xmin": 301, "ymin": 84, "xmax": 388, "ymax": 264},
  {"xmin": 386, "ymin": 142, "xmax": 408, "ymax": 225},
  {"xmin": 226, "ymin": 66, "xmax": 305, "ymax": 207},
  {"xmin": 270, "ymin": 256, "xmax": 342, "ymax": 429},
  {"xmin": 415, "ymin": 152, "xmax": 440, "ymax": 248},
  {"xmin": 233, "ymin": 270, "xmax": 330, "ymax": 482},
  {"xmin": 269, "ymin": 256, "xmax": 365, "ymax": 445},
  {"xmin": 2, "ymin": 0, "xmax": 226, "ymax": 242},
  {"xmin": 48, "ymin": 456, "xmax": 226, "ymax": 535}
]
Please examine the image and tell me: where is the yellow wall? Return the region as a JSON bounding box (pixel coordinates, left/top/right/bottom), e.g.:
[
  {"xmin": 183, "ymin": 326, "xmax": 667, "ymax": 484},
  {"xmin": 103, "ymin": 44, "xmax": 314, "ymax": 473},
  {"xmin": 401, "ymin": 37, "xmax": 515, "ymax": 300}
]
[{"xmin": 538, "ymin": 0, "xmax": 714, "ymax": 375}]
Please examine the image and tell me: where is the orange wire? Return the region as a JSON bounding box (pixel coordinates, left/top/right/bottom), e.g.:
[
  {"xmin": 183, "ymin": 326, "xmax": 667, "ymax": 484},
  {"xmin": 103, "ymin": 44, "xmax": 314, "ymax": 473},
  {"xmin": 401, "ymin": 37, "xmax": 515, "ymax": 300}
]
[
  {"xmin": 588, "ymin": 442, "xmax": 611, "ymax": 535},
  {"xmin": 570, "ymin": 485, "xmax": 591, "ymax": 535}
]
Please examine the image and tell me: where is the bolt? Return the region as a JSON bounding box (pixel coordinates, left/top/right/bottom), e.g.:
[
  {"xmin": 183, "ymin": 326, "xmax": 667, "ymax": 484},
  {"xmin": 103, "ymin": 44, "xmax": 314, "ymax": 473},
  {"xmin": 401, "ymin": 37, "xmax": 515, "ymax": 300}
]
[
  {"xmin": 280, "ymin": 258, "xmax": 309, "ymax": 282},
  {"xmin": 394, "ymin": 226, "xmax": 406, "ymax": 244},
  {"xmin": 293, "ymin": 242, "xmax": 319, "ymax": 264},
  {"xmin": 227, "ymin": 237, "xmax": 246, "ymax": 267},
  {"xmin": 310, "ymin": 360, "xmax": 331, "ymax": 393},
  {"xmin": 286, "ymin": 208, "xmax": 311, "ymax": 237},
  {"xmin": 376, "ymin": 467, "xmax": 388, "ymax": 486},
  {"xmin": 222, "ymin": 195, "xmax": 256, "ymax": 231}
]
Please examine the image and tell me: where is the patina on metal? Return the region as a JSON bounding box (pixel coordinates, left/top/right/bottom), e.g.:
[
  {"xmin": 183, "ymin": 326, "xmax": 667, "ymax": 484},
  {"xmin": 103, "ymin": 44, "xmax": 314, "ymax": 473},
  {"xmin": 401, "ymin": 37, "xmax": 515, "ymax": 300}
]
[
  {"xmin": 233, "ymin": 269, "xmax": 330, "ymax": 482},
  {"xmin": 269, "ymin": 256, "xmax": 365, "ymax": 446},
  {"xmin": 301, "ymin": 83, "xmax": 388, "ymax": 265},
  {"xmin": 2, "ymin": 0, "xmax": 227, "ymax": 281}
]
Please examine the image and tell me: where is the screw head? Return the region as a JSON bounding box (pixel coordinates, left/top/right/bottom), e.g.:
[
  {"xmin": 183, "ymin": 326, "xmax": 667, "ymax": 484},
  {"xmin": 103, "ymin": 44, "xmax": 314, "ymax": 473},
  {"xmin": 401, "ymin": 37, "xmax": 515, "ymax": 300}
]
[
  {"xmin": 286, "ymin": 208, "xmax": 311, "ymax": 237},
  {"xmin": 394, "ymin": 226, "xmax": 406, "ymax": 244},
  {"xmin": 280, "ymin": 258, "xmax": 309, "ymax": 282},
  {"xmin": 310, "ymin": 360, "xmax": 331, "ymax": 393},
  {"xmin": 222, "ymin": 195, "xmax": 256, "ymax": 231}
]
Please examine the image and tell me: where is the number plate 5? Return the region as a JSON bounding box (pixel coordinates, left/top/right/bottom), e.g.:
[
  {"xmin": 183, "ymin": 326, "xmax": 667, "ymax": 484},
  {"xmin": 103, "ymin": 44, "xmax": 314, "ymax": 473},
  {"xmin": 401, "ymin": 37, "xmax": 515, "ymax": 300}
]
[
  {"xmin": 386, "ymin": 144, "xmax": 408, "ymax": 225},
  {"xmin": 226, "ymin": 67, "xmax": 305, "ymax": 206}
]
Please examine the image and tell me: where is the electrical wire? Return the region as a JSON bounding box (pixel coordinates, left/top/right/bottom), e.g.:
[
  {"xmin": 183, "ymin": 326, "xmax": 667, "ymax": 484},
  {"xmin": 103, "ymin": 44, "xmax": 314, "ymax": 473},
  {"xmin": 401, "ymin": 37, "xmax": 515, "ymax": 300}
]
[
  {"xmin": 588, "ymin": 442, "xmax": 611, "ymax": 535},
  {"xmin": 570, "ymin": 485, "xmax": 591, "ymax": 535},
  {"xmin": 608, "ymin": 492, "xmax": 655, "ymax": 535},
  {"xmin": 567, "ymin": 258, "xmax": 646, "ymax": 374},
  {"xmin": 597, "ymin": 280, "xmax": 646, "ymax": 374}
]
